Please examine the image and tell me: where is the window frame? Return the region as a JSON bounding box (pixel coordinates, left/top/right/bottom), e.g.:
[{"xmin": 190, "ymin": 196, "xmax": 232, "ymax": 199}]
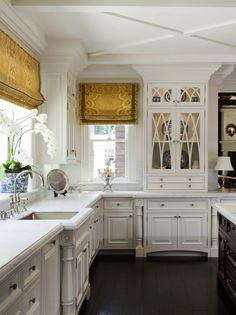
[{"xmin": 80, "ymin": 124, "xmax": 136, "ymax": 183}]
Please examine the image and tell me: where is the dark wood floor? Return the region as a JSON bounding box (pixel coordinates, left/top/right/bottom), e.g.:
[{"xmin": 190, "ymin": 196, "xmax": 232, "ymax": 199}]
[{"xmin": 79, "ymin": 256, "xmax": 236, "ymax": 315}]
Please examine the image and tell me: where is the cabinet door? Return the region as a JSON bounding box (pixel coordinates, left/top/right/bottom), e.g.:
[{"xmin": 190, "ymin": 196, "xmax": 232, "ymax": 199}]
[
  {"xmin": 147, "ymin": 213, "xmax": 178, "ymax": 250},
  {"xmin": 147, "ymin": 84, "xmax": 176, "ymax": 105},
  {"xmin": 175, "ymin": 109, "xmax": 204, "ymax": 172},
  {"xmin": 23, "ymin": 279, "xmax": 41, "ymax": 315},
  {"xmin": 67, "ymin": 101, "xmax": 79, "ymax": 161},
  {"xmin": 178, "ymin": 213, "xmax": 208, "ymax": 250},
  {"xmin": 75, "ymin": 243, "xmax": 89, "ymax": 307},
  {"xmin": 104, "ymin": 213, "xmax": 133, "ymax": 248},
  {"xmin": 41, "ymin": 239, "xmax": 60, "ymax": 315},
  {"xmin": 176, "ymin": 84, "xmax": 204, "ymax": 106},
  {"xmin": 148, "ymin": 110, "xmax": 175, "ymax": 172}
]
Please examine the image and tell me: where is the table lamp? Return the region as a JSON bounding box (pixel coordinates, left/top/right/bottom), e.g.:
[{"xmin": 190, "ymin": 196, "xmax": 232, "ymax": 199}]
[{"xmin": 214, "ymin": 156, "xmax": 233, "ymax": 191}]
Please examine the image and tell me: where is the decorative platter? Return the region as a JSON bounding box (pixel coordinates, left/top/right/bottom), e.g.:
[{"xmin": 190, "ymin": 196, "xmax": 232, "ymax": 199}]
[
  {"xmin": 47, "ymin": 169, "xmax": 70, "ymax": 197},
  {"xmin": 163, "ymin": 150, "xmax": 189, "ymax": 169}
]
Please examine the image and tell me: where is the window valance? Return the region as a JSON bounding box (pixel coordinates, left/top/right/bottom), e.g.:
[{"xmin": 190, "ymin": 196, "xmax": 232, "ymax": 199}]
[
  {"xmin": 79, "ymin": 83, "xmax": 138, "ymax": 124},
  {"xmin": 0, "ymin": 30, "xmax": 44, "ymax": 109}
]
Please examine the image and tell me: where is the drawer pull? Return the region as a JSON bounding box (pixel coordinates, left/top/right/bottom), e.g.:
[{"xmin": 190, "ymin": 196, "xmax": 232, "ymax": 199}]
[
  {"xmin": 188, "ymin": 178, "xmax": 192, "ymax": 181},
  {"xmin": 89, "ymin": 226, "xmax": 92, "ymax": 229},
  {"xmin": 30, "ymin": 298, "xmax": 36, "ymax": 304},
  {"xmin": 9, "ymin": 283, "xmax": 17, "ymax": 290},
  {"xmin": 174, "ymin": 216, "xmax": 178, "ymax": 218},
  {"xmin": 83, "ymin": 248, "xmax": 87, "ymax": 253},
  {"xmin": 190, "ymin": 203, "xmax": 194, "ymax": 207},
  {"xmin": 160, "ymin": 185, "xmax": 163, "ymax": 188},
  {"xmin": 129, "ymin": 215, "xmax": 133, "ymax": 218},
  {"xmin": 160, "ymin": 178, "xmax": 163, "ymax": 181},
  {"xmin": 117, "ymin": 203, "xmax": 120, "ymax": 206},
  {"xmin": 51, "ymin": 240, "xmax": 56, "ymax": 245},
  {"xmin": 94, "ymin": 219, "xmax": 99, "ymax": 223},
  {"xmin": 29, "ymin": 265, "xmax": 36, "ymax": 271},
  {"xmin": 160, "ymin": 204, "xmax": 165, "ymax": 207},
  {"xmin": 188, "ymin": 185, "xmax": 192, "ymax": 188},
  {"xmin": 96, "ymin": 205, "xmax": 99, "ymax": 208}
]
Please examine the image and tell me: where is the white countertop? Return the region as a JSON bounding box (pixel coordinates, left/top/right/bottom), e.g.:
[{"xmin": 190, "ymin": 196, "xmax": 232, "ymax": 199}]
[{"xmin": 213, "ymin": 203, "xmax": 236, "ymax": 225}]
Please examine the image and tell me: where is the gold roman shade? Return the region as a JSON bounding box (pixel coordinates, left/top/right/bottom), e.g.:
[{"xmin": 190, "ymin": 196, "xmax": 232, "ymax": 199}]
[
  {"xmin": 79, "ymin": 83, "xmax": 138, "ymax": 124},
  {"xmin": 0, "ymin": 30, "xmax": 44, "ymax": 108}
]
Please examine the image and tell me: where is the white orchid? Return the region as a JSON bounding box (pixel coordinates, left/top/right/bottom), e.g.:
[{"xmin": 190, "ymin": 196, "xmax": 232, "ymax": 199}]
[{"xmin": 0, "ymin": 108, "xmax": 56, "ymax": 167}]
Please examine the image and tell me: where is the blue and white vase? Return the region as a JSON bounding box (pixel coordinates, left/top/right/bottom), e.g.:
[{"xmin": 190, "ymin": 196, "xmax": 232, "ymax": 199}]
[{"xmin": 1, "ymin": 173, "xmax": 29, "ymax": 193}]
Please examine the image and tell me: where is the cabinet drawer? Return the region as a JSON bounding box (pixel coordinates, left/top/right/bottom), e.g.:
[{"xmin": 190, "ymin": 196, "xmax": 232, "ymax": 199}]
[
  {"xmin": 103, "ymin": 198, "xmax": 133, "ymax": 210},
  {"xmin": 148, "ymin": 175, "xmax": 205, "ymax": 183},
  {"xmin": 23, "ymin": 251, "xmax": 41, "ymax": 288},
  {"xmin": 147, "ymin": 199, "xmax": 208, "ymax": 211},
  {"xmin": 23, "ymin": 279, "xmax": 40, "ymax": 315},
  {"xmin": 0, "ymin": 269, "xmax": 22, "ymax": 312},
  {"xmin": 147, "ymin": 181, "xmax": 205, "ymax": 190}
]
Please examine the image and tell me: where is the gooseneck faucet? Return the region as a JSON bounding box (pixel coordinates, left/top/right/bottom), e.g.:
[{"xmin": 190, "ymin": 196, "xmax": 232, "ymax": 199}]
[{"xmin": 13, "ymin": 169, "xmax": 44, "ymax": 212}]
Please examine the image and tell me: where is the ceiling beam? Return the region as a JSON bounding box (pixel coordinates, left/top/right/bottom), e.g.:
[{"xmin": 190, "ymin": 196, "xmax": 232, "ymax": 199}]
[
  {"xmin": 104, "ymin": 13, "xmax": 183, "ymax": 34},
  {"xmin": 11, "ymin": 0, "xmax": 236, "ymax": 11}
]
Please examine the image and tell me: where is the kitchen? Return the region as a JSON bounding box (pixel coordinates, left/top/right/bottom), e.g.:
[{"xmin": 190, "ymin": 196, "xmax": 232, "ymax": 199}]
[{"xmin": 1, "ymin": 0, "xmax": 236, "ymax": 314}]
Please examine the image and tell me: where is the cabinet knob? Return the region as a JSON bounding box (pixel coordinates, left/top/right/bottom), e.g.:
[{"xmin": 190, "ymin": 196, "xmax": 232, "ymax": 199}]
[
  {"xmin": 173, "ymin": 140, "xmax": 176, "ymax": 143},
  {"xmin": 160, "ymin": 185, "xmax": 163, "ymax": 188},
  {"xmin": 188, "ymin": 185, "xmax": 192, "ymax": 188},
  {"xmin": 30, "ymin": 298, "xmax": 36, "ymax": 304},
  {"xmin": 29, "ymin": 265, "xmax": 36, "ymax": 271},
  {"xmin": 174, "ymin": 215, "xmax": 178, "ymax": 218},
  {"xmin": 9, "ymin": 283, "xmax": 17, "ymax": 290},
  {"xmin": 83, "ymin": 247, "xmax": 87, "ymax": 253},
  {"xmin": 51, "ymin": 240, "xmax": 56, "ymax": 245},
  {"xmin": 160, "ymin": 178, "xmax": 163, "ymax": 181},
  {"xmin": 96, "ymin": 205, "xmax": 99, "ymax": 208},
  {"xmin": 188, "ymin": 178, "xmax": 192, "ymax": 181},
  {"xmin": 190, "ymin": 203, "xmax": 194, "ymax": 207},
  {"xmin": 129, "ymin": 215, "xmax": 133, "ymax": 218},
  {"xmin": 160, "ymin": 204, "xmax": 165, "ymax": 207},
  {"xmin": 117, "ymin": 203, "xmax": 120, "ymax": 206}
]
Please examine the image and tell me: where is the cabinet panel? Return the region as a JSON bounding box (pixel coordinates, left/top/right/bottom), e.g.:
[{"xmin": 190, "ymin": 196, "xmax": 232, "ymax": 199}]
[
  {"xmin": 104, "ymin": 198, "xmax": 133, "ymax": 210},
  {"xmin": 5, "ymin": 298, "xmax": 23, "ymax": 315},
  {"xmin": 104, "ymin": 213, "xmax": 133, "ymax": 248},
  {"xmin": 147, "ymin": 199, "xmax": 208, "ymax": 210},
  {"xmin": 147, "ymin": 213, "xmax": 178, "ymax": 249},
  {"xmin": 22, "ymin": 252, "xmax": 40, "ymax": 288},
  {"xmin": 178, "ymin": 213, "xmax": 208, "ymax": 249}
]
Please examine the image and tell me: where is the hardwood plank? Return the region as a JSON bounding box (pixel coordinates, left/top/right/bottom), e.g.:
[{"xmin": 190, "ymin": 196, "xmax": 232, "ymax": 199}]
[{"xmin": 79, "ymin": 257, "xmax": 236, "ymax": 315}]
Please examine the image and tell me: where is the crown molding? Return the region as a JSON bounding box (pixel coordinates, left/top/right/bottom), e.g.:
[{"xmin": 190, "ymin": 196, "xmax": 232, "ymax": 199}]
[
  {"xmin": 210, "ymin": 65, "xmax": 235, "ymax": 86},
  {"xmin": 0, "ymin": 0, "xmax": 46, "ymax": 57},
  {"xmin": 133, "ymin": 64, "xmax": 222, "ymax": 82}
]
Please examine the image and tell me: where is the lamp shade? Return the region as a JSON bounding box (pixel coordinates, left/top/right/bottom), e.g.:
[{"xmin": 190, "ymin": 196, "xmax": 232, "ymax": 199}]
[{"xmin": 214, "ymin": 156, "xmax": 233, "ymax": 171}]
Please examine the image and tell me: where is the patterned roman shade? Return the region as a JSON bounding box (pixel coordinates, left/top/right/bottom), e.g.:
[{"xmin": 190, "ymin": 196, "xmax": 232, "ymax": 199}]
[
  {"xmin": 79, "ymin": 83, "xmax": 138, "ymax": 124},
  {"xmin": 0, "ymin": 30, "xmax": 44, "ymax": 108}
]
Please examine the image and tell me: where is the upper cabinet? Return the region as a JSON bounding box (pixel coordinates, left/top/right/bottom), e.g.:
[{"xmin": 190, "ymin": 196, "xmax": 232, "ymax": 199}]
[
  {"xmin": 145, "ymin": 82, "xmax": 207, "ymax": 192},
  {"xmin": 147, "ymin": 84, "xmax": 205, "ymax": 107},
  {"xmin": 39, "ymin": 70, "xmax": 79, "ymax": 164}
]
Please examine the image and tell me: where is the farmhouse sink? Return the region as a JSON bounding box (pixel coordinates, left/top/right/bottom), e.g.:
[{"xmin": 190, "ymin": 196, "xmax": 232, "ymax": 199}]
[{"xmin": 20, "ymin": 211, "xmax": 78, "ymax": 220}]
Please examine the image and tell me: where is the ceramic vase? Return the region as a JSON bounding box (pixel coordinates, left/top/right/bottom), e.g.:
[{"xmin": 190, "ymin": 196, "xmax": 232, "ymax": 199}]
[{"xmin": 1, "ymin": 173, "xmax": 29, "ymax": 193}]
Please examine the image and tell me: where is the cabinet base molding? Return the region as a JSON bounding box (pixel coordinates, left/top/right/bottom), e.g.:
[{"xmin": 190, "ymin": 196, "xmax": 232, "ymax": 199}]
[
  {"xmin": 135, "ymin": 246, "xmax": 145, "ymax": 257},
  {"xmin": 146, "ymin": 251, "xmax": 208, "ymax": 261}
]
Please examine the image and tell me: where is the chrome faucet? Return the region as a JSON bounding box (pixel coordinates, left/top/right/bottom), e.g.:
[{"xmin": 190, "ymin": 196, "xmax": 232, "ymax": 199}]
[{"xmin": 12, "ymin": 169, "xmax": 44, "ymax": 213}]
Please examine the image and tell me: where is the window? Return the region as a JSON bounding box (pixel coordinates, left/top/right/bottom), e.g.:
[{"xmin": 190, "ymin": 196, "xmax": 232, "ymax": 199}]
[
  {"xmin": 81, "ymin": 124, "xmax": 136, "ymax": 182},
  {"xmin": 0, "ymin": 99, "xmax": 31, "ymax": 165}
]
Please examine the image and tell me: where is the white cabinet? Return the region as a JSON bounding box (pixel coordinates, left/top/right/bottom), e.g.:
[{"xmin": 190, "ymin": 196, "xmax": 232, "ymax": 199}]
[
  {"xmin": 146, "ymin": 199, "xmax": 209, "ymax": 254},
  {"xmin": 89, "ymin": 201, "xmax": 102, "ymax": 264},
  {"xmin": 147, "ymin": 83, "xmax": 204, "ymax": 106},
  {"xmin": 103, "ymin": 198, "xmax": 134, "ymax": 249},
  {"xmin": 40, "ymin": 70, "xmax": 79, "ymax": 164},
  {"xmin": 145, "ymin": 82, "xmax": 206, "ymax": 191},
  {"xmin": 41, "ymin": 237, "xmax": 60, "ymax": 315}
]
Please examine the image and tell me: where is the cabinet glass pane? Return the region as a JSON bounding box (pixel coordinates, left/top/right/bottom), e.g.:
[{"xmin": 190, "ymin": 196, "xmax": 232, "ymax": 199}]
[
  {"xmin": 178, "ymin": 112, "xmax": 201, "ymax": 170},
  {"xmin": 151, "ymin": 112, "xmax": 173, "ymax": 170},
  {"xmin": 179, "ymin": 87, "xmax": 201, "ymax": 104},
  {"xmin": 151, "ymin": 87, "xmax": 174, "ymax": 103}
]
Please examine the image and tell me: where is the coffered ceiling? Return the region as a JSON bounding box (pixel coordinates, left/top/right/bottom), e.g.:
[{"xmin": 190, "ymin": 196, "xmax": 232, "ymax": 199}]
[{"xmin": 8, "ymin": 0, "xmax": 236, "ymax": 65}]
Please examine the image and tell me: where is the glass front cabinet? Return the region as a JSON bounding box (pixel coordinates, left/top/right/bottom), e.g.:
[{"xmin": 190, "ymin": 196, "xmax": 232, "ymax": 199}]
[{"xmin": 145, "ymin": 83, "xmax": 206, "ymax": 192}]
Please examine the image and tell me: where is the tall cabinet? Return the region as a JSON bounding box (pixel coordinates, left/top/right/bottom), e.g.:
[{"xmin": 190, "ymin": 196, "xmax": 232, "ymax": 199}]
[{"xmin": 145, "ymin": 83, "xmax": 207, "ymax": 191}]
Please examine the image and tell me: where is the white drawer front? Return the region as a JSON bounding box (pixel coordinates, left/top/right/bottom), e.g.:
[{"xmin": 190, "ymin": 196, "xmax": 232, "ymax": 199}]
[
  {"xmin": 103, "ymin": 198, "xmax": 133, "ymax": 210},
  {"xmin": 0, "ymin": 270, "xmax": 22, "ymax": 313},
  {"xmin": 147, "ymin": 175, "xmax": 205, "ymax": 183},
  {"xmin": 23, "ymin": 252, "xmax": 41, "ymax": 288},
  {"xmin": 147, "ymin": 182, "xmax": 205, "ymax": 191},
  {"xmin": 147, "ymin": 200, "xmax": 208, "ymax": 210},
  {"xmin": 24, "ymin": 279, "xmax": 41, "ymax": 315}
]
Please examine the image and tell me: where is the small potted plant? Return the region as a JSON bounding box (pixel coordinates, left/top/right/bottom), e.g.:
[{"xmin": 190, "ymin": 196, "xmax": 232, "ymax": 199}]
[{"xmin": 0, "ymin": 108, "xmax": 56, "ymax": 193}]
